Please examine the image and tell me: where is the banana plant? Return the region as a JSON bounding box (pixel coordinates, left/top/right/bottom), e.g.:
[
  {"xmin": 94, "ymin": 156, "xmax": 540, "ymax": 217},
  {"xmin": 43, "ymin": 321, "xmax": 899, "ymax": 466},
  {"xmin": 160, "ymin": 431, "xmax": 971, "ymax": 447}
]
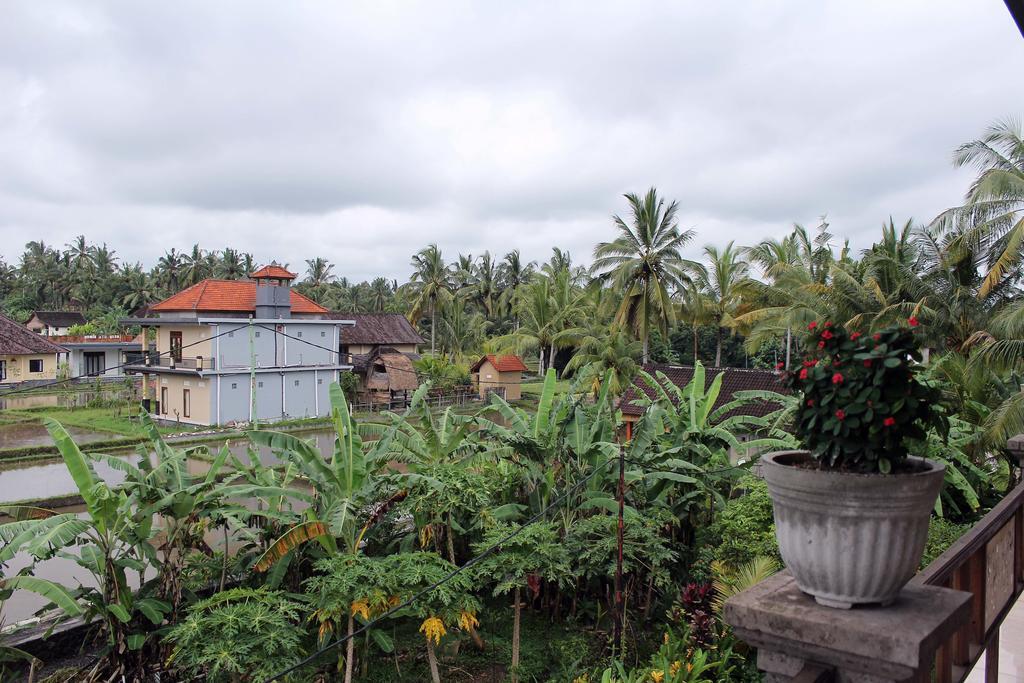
[
  {"xmin": 0, "ymin": 512, "xmax": 83, "ymax": 679},
  {"xmin": 247, "ymin": 383, "xmax": 392, "ymax": 683},
  {"xmin": 629, "ymin": 363, "xmax": 796, "ymax": 539},
  {"xmin": 362, "ymin": 382, "xmax": 511, "ymax": 561},
  {"xmin": 0, "ymin": 419, "xmax": 168, "ymax": 681}
]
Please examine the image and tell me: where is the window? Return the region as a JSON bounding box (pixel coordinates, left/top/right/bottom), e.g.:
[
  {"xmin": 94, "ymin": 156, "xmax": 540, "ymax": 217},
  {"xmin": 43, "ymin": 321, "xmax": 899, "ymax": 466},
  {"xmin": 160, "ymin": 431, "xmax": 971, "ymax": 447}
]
[
  {"xmin": 183, "ymin": 389, "xmax": 190, "ymax": 418},
  {"xmin": 255, "ymin": 331, "xmax": 261, "ymax": 338},
  {"xmin": 28, "ymin": 359, "xmax": 43, "ymax": 373},
  {"xmin": 317, "ymin": 378, "xmax": 323, "ymax": 385},
  {"xmin": 161, "ymin": 387, "xmax": 168, "ymax": 415},
  {"xmin": 170, "ymin": 331, "xmax": 183, "ymax": 362},
  {"xmin": 294, "ymin": 380, "xmax": 300, "ymax": 387},
  {"xmin": 258, "ymin": 381, "xmax": 264, "ymax": 388},
  {"xmin": 84, "ymin": 352, "xmax": 105, "ymax": 376},
  {"xmin": 321, "ymin": 331, "xmax": 326, "ymax": 337},
  {"xmin": 297, "ymin": 331, "xmax": 303, "ymax": 337},
  {"xmin": 231, "ymin": 382, "xmax": 237, "ymax": 389},
  {"xmin": 228, "ymin": 331, "xmax": 234, "ymax": 338}
]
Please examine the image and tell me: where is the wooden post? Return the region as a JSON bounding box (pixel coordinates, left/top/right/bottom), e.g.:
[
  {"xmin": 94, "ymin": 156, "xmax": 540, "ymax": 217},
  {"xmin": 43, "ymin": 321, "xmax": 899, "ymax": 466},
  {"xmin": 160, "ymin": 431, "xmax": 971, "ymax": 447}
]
[
  {"xmin": 985, "ymin": 629, "xmax": 999, "ymax": 683},
  {"xmin": 613, "ymin": 443, "xmax": 625, "ymax": 656}
]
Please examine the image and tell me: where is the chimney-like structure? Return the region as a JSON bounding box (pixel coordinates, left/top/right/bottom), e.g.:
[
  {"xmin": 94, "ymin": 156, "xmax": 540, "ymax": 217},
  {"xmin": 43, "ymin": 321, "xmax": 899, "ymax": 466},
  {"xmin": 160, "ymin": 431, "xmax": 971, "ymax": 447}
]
[{"xmin": 251, "ymin": 264, "xmax": 296, "ymax": 319}]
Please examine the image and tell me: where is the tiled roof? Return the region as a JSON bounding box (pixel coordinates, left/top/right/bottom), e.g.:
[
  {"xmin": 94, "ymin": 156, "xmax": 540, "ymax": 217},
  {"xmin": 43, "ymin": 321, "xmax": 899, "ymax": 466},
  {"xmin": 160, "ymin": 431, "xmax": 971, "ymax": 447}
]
[
  {"xmin": 470, "ymin": 354, "xmax": 530, "ymax": 373},
  {"xmin": 150, "ymin": 279, "xmax": 326, "ymax": 314},
  {"xmin": 250, "ymin": 265, "xmax": 297, "ymax": 279},
  {"xmin": 0, "ymin": 313, "xmax": 66, "ymax": 355},
  {"xmin": 29, "ymin": 311, "xmax": 86, "ymax": 328},
  {"xmin": 328, "ymin": 313, "xmax": 423, "ymax": 346},
  {"xmin": 619, "ymin": 364, "xmax": 790, "ymax": 419}
]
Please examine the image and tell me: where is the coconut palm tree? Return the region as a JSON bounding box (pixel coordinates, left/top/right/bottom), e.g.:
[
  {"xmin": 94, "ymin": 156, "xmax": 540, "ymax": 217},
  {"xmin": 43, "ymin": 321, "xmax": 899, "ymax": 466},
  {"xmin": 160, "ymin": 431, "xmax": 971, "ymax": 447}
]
[
  {"xmin": 499, "ymin": 250, "xmax": 536, "ymax": 328},
  {"xmin": 219, "ymin": 248, "xmax": 246, "ymax": 279},
  {"xmin": 692, "ymin": 242, "xmax": 756, "ymax": 366},
  {"xmin": 408, "ymin": 244, "xmax": 454, "ymax": 354},
  {"xmin": 368, "ymin": 277, "xmax": 393, "ymax": 312},
  {"xmin": 158, "ymin": 248, "xmax": 183, "ymax": 292},
  {"xmin": 303, "ymin": 257, "xmax": 336, "ymax": 302},
  {"xmin": 182, "ymin": 244, "xmax": 209, "ymax": 286},
  {"xmin": 932, "ymin": 118, "xmax": 1024, "ymax": 299},
  {"xmin": 591, "ymin": 188, "xmax": 697, "ymax": 364},
  {"xmin": 559, "ymin": 323, "xmax": 642, "ymax": 395}
]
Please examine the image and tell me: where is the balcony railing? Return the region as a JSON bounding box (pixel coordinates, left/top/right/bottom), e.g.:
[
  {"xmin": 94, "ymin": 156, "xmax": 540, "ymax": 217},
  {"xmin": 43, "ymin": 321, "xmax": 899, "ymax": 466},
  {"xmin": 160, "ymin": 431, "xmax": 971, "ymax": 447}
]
[
  {"xmin": 50, "ymin": 334, "xmax": 138, "ymax": 344},
  {"xmin": 135, "ymin": 355, "xmax": 215, "ymax": 371},
  {"xmin": 912, "ymin": 478, "xmax": 1024, "ymax": 683}
]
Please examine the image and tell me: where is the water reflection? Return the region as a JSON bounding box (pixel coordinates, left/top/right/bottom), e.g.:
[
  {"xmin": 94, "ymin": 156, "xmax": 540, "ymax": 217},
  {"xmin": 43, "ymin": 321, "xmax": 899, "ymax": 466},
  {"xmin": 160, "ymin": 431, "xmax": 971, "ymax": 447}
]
[{"xmin": 0, "ymin": 422, "xmax": 112, "ymax": 449}]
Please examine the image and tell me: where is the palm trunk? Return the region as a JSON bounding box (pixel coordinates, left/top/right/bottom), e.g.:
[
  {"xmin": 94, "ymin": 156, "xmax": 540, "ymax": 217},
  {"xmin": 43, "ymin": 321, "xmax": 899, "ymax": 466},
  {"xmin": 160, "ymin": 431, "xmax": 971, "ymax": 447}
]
[
  {"xmin": 642, "ymin": 332, "xmax": 649, "ymax": 365},
  {"xmin": 692, "ymin": 326, "xmax": 699, "ymax": 364},
  {"xmin": 426, "ymin": 639, "xmax": 441, "ymax": 683},
  {"xmin": 430, "ymin": 304, "xmax": 436, "ymax": 355},
  {"xmin": 345, "ymin": 614, "xmax": 355, "ymax": 683},
  {"xmin": 785, "ymin": 326, "xmax": 792, "ymax": 370},
  {"xmin": 446, "ymin": 515, "xmax": 456, "ymax": 564},
  {"xmin": 511, "ymin": 587, "xmax": 521, "ymax": 683},
  {"xmin": 715, "ymin": 327, "xmax": 722, "ymax": 366},
  {"xmin": 549, "ymin": 342, "xmax": 556, "ymax": 377}
]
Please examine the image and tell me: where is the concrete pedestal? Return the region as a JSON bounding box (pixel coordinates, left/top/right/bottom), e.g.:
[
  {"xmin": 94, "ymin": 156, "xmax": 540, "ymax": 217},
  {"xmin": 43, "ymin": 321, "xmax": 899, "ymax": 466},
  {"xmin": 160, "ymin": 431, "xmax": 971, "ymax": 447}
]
[{"xmin": 724, "ymin": 571, "xmax": 971, "ymax": 683}]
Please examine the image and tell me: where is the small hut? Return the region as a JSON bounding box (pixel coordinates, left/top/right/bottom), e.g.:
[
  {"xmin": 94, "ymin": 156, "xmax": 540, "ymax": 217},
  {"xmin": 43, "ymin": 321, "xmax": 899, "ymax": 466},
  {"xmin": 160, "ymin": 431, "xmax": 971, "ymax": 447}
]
[
  {"xmin": 470, "ymin": 354, "xmax": 530, "ymax": 400},
  {"xmin": 352, "ymin": 346, "xmax": 420, "ymax": 407}
]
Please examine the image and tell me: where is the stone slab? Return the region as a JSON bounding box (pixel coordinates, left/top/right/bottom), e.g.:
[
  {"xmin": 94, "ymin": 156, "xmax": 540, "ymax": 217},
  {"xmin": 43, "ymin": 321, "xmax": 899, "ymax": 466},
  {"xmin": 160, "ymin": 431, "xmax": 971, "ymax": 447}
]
[{"xmin": 725, "ymin": 571, "xmax": 972, "ymax": 681}]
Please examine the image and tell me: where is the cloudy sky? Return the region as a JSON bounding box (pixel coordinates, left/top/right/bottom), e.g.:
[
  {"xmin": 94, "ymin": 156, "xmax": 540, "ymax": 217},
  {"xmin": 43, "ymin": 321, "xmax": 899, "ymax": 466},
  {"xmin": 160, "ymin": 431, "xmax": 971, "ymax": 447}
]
[{"xmin": 1, "ymin": 1, "xmax": 1021, "ymax": 281}]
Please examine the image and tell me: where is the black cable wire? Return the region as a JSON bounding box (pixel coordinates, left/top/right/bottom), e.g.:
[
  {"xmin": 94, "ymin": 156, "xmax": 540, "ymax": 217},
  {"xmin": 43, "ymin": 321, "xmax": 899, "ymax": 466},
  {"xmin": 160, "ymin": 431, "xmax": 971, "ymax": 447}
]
[
  {"xmin": 0, "ymin": 326, "xmax": 240, "ymax": 398},
  {"xmin": 262, "ymin": 452, "xmax": 620, "ymax": 683}
]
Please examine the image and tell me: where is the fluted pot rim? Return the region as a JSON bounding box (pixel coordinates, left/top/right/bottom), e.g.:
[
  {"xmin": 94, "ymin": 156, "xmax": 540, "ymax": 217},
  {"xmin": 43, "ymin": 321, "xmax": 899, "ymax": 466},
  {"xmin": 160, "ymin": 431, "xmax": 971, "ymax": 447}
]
[{"xmin": 762, "ymin": 449, "xmax": 945, "ymax": 481}]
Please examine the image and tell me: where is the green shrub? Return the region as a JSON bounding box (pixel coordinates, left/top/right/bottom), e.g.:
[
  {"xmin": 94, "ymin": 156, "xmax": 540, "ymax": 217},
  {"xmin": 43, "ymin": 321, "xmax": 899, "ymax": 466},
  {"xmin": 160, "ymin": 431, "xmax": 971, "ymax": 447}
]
[
  {"xmin": 695, "ymin": 477, "xmax": 780, "ymax": 578},
  {"xmin": 165, "ymin": 588, "xmax": 310, "ymax": 683},
  {"xmin": 921, "ymin": 517, "xmax": 971, "ymax": 569}
]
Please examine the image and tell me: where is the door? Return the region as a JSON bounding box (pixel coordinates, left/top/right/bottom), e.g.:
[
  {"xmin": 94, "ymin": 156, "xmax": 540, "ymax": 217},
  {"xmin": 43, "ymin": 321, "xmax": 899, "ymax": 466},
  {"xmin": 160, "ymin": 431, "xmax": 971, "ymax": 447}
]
[
  {"xmin": 84, "ymin": 351, "xmax": 105, "ymax": 376},
  {"xmin": 170, "ymin": 331, "xmax": 183, "ymax": 362},
  {"xmin": 160, "ymin": 387, "xmax": 168, "ymax": 415},
  {"xmin": 182, "ymin": 389, "xmax": 190, "ymax": 418},
  {"xmin": 0, "ymin": 360, "xmax": 5, "ymax": 381}
]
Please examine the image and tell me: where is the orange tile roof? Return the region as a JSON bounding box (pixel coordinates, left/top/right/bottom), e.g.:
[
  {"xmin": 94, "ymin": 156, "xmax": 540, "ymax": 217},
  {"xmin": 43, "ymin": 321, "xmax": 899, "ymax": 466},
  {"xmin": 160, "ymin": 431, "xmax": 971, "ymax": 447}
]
[
  {"xmin": 471, "ymin": 354, "xmax": 530, "ymax": 373},
  {"xmin": 250, "ymin": 264, "xmax": 297, "ymax": 279},
  {"xmin": 150, "ymin": 279, "xmax": 327, "ymax": 314}
]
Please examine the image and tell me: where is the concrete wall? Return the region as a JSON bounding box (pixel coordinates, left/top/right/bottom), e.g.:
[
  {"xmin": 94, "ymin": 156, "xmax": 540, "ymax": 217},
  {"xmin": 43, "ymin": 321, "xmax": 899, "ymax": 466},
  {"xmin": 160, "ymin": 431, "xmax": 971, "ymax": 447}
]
[
  {"xmin": 474, "ymin": 360, "xmax": 522, "ymax": 400},
  {"xmin": 154, "ymin": 374, "xmax": 212, "ymax": 426},
  {"xmin": 211, "ymin": 322, "xmax": 338, "ymax": 369},
  {"xmin": 1, "ymin": 353, "xmax": 62, "ymax": 384},
  {"xmin": 67, "ymin": 347, "xmax": 130, "ymax": 378},
  {"xmin": 155, "ymin": 325, "xmax": 212, "ymax": 361},
  {"xmin": 209, "ymin": 369, "xmax": 338, "ymax": 424}
]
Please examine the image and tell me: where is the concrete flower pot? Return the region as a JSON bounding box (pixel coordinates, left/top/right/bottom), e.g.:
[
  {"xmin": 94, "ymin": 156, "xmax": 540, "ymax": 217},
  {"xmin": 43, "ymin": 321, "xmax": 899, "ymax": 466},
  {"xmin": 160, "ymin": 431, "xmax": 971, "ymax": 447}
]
[{"xmin": 761, "ymin": 450, "xmax": 945, "ymax": 609}]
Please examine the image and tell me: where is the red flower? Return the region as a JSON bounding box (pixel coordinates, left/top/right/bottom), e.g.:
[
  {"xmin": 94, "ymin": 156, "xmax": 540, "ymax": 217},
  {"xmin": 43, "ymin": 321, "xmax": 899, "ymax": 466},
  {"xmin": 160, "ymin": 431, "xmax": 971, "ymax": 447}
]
[
  {"xmin": 803, "ymin": 360, "xmax": 815, "ymax": 367},
  {"xmin": 908, "ymin": 316, "xmax": 919, "ymax": 327},
  {"xmin": 824, "ymin": 321, "xmax": 833, "ymax": 328},
  {"xmin": 776, "ymin": 362, "xmax": 785, "ymax": 370},
  {"xmin": 799, "ymin": 368, "xmax": 809, "ymax": 380},
  {"xmin": 883, "ymin": 416, "xmax": 896, "ymax": 427},
  {"xmin": 850, "ymin": 332, "xmax": 862, "ymax": 340},
  {"xmin": 835, "ymin": 409, "xmax": 846, "ymax": 420},
  {"xmin": 821, "ymin": 330, "xmax": 834, "ymax": 340},
  {"xmin": 863, "ymin": 359, "xmax": 872, "ymax": 367},
  {"xmin": 808, "ymin": 321, "xmax": 818, "ymax": 330},
  {"xmin": 806, "ymin": 399, "xmax": 815, "ymax": 407},
  {"xmin": 818, "ymin": 341, "xmax": 825, "ymax": 349},
  {"xmin": 873, "ymin": 333, "xmax": 881, "ymax": 341},
  {"xmin": 832, "ymin": 372, "xmax": 844, "ymax": 385}
]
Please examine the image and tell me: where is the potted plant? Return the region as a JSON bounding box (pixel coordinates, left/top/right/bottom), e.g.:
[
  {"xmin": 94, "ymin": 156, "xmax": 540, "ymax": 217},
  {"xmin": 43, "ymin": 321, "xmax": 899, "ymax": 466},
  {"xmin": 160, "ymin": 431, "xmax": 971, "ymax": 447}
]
[{"xmin": 764, "ymin": 318, "xmax": 947, "ymax": 608}]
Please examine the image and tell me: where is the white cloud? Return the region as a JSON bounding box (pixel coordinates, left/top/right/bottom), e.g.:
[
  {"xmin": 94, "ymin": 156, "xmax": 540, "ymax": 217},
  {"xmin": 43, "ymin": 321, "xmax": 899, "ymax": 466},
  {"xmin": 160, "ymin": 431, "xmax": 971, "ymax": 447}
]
[{"xmin": 0, "ymin": 0, "xmax": 1020, "ymax": 281}]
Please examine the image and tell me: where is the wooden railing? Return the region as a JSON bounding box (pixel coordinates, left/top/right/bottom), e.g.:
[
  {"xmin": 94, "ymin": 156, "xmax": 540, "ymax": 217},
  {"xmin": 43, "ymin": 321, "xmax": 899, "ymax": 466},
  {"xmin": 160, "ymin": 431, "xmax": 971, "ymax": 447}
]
[{"xmin": 912, "ymin": 479, "xmax": 1024, "ymax": 683}]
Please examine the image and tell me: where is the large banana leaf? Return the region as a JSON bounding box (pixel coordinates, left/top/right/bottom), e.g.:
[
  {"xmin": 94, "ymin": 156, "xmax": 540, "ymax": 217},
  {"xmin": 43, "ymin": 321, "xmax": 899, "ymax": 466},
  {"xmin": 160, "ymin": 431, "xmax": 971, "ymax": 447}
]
[
  {"xmin": 1, "ymin": 576, "xmax": 82, "ymax": 616},
  {"xmin": 254, "ymin": 520, "xmax": 327, "ymax": 572},
  {"xmin": 43, "ymin": 419, "xmax": 98, "ymax": 516}
]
